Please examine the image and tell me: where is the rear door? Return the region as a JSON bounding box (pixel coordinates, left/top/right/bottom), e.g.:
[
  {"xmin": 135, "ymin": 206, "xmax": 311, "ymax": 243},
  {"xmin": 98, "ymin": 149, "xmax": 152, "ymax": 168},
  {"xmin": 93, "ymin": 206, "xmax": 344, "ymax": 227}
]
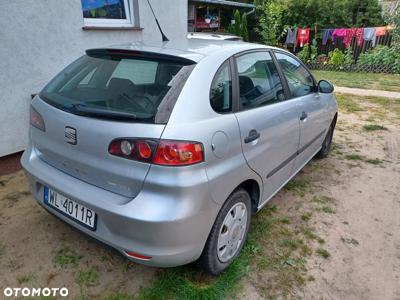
[
  {"xmin": 33, "ymin": 50, "xmax": 194, "ymax": 198},
  {"xmin": 274, "ymin": 51, "xmax": 328, "ymax": 172},
  {"xmin": 233, "ymin": 51, "xmax": 300, "ymax": 204}
]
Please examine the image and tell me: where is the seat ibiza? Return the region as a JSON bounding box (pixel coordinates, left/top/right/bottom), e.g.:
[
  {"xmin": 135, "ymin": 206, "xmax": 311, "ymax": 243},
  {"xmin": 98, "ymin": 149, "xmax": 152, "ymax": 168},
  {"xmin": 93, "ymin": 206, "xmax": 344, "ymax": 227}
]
[{"xmin": 22, "ymin": 39, "xmax": 337, "ymax": 274}]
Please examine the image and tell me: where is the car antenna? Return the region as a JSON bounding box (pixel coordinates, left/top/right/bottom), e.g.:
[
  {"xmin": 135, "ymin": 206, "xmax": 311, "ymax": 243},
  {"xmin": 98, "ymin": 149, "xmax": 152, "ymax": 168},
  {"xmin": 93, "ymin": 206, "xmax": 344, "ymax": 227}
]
[{"xmin": 146, "ymin": 0, "xmax": 169, "ymax": 42}]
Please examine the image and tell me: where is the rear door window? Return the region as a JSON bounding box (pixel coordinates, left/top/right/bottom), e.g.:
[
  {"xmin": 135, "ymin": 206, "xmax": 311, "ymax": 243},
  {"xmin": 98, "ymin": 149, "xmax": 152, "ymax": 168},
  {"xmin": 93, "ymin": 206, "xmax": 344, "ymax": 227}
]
[
  {"xmin": 40, "ymin": 53, "xmax": 194, "ymax": 123},
  {"xmin": 236, "ymin": 51, "xmax": 285, "ymax": 110}
]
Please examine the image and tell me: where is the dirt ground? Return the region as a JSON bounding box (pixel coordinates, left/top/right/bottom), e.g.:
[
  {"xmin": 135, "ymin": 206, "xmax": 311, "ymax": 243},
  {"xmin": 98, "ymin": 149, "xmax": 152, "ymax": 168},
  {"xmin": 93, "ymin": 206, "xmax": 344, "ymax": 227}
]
[
  {"xmin": 0, "ymin": 93, "xmax": 399, "ymax": 299},
  {"xmin": 240, "ymin": 94, "xmax": 400, "ymax": 299},
  {"xmin": 0, "ymin": 173, "xmax": 156, "ymax": 299},
  {"xmin": 301, "ymin": 98, "xmax": 400, "ymax": 300}
]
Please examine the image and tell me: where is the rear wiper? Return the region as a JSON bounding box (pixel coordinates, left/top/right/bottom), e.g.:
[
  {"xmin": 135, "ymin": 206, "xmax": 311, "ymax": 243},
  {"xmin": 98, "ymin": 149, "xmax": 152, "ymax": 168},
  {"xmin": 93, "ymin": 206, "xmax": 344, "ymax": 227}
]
[{"xmin": 71, "ymin": 104, "xmax": 138, "ymax": 121}]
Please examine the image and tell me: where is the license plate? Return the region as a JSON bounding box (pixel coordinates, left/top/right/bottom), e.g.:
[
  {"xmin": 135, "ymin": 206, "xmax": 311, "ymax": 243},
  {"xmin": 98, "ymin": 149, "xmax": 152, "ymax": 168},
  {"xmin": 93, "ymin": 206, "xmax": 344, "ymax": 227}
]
[{"xmin": 44, "ymin": 187, "xmax": 97, "ymax": 230}]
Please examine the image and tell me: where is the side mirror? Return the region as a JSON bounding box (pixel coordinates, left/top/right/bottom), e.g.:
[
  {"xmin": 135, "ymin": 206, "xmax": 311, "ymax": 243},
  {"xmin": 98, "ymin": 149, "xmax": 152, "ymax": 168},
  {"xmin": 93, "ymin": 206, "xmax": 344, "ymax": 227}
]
[{"xmin": 318, "ymin": 80, "xmax": 334, "ymax": 94}]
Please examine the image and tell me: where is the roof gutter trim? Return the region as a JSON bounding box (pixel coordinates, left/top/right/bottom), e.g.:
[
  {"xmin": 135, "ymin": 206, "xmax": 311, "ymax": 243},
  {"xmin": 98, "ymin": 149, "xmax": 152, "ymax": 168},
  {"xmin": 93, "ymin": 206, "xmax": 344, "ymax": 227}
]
[{"xmin": 189, "ymin": 0, "xmax": 255, "ymax": 9}]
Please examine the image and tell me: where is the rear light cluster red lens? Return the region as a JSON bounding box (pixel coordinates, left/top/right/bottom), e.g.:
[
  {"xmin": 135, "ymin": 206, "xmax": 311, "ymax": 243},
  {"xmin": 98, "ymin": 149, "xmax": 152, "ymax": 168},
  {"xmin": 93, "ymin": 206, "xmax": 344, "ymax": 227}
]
[
  {"xmin": 154, "ymin": 141, "xmax": 204, "ymax": 166},
  {"xmin": 30, "ymin": 106, "xmax": 46, "ymax": 131},
  {"xmin": 108, "ymin": 139, "xmax": 158, "ymax": 163},
  {"xmin": 109, "ymin": 139, "xmax": 204, "ymax": 166}
]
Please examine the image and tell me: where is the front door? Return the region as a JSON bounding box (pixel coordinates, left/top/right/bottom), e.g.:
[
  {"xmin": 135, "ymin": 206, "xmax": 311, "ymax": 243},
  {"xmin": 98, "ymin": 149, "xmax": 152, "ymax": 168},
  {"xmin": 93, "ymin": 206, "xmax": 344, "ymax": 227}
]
[
  {"xmin": 233, "ymin": 51, "xmax": 300, "ymax": 205},
  {"xmin": 274, "ymin": 52, "xmax": 328, "ymax": 172}
]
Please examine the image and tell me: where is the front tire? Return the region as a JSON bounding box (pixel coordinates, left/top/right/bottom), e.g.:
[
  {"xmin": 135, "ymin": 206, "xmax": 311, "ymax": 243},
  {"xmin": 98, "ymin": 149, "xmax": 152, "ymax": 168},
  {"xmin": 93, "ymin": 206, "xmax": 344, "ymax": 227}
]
[
  {"xmin": 197, "ymin": 189, "xmax": 252, "ymax": 275},
  {"xmin": 315, "ymin": 118, "xmax": 336, "ymax": 159}
]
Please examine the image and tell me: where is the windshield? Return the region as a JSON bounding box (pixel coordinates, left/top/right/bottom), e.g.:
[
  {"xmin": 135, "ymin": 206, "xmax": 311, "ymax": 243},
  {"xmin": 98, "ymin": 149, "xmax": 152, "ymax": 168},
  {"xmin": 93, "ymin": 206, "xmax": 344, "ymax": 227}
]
[{"xmin": 40, "ymin": 53, "xmax": 194, "ymax": 123}]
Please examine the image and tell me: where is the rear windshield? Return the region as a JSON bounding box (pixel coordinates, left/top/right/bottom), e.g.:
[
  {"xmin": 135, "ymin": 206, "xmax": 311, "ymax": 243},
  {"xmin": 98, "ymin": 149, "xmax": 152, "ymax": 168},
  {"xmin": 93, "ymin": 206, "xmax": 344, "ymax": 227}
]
[{"xmin": 40, "ymin": 52, "xmax": 195, "ymax": 123}]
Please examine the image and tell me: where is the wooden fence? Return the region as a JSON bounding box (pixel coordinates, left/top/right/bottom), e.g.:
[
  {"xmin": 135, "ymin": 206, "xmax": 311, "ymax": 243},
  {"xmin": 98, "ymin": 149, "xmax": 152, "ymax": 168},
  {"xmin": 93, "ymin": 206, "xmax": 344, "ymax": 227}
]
[
  {"xmin": 286, "ymin": 32, "xmax": 393, "ymax": 61},
  {"xmin": 315, "ymin": 33, "xmax": 393, "ymax": 62}
]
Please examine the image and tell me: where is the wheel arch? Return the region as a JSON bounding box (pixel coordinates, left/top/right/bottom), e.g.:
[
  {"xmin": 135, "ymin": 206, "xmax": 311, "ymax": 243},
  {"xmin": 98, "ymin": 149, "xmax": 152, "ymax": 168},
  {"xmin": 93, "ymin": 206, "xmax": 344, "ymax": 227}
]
[{"xmin": 234, "ymin": 179, "xmax": 261, "ymax": 213}]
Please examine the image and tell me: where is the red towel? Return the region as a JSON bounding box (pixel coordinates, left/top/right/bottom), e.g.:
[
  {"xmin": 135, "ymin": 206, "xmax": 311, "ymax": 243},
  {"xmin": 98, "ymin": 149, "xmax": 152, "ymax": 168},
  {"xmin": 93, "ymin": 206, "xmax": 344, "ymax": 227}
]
[
  {"xmin": 375, "ymin": 27, "xmax": 387, "ymax": 36},
  {"xmin": 296, "ymin": 28, "xmax": 310, "ymax": 47},
  {"xmin": 343, "ymin": 28, "xmax": 364, "ymax": 47}
]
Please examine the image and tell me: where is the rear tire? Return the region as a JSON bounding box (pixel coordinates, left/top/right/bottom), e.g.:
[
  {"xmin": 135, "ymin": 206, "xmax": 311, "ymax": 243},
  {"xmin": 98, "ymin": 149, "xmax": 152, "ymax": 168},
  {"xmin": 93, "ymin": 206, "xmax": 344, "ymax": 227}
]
[
  {"xmin": 315, "ymin": 118, "xmax": 336, "ymax": 159},
  {"xmin": 197, "ymin": 189, "xmax": 252, "ymax": 275}
]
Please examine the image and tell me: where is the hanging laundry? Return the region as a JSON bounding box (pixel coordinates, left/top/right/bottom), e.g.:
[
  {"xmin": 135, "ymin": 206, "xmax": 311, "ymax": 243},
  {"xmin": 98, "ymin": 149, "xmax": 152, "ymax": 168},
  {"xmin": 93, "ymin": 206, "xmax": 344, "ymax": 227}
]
[
  {"xmin": 332, "ymin": 29, "xmax": 348, "ymax": 45},
  {"xmin": 354, "ymin": 28, "xmax": 364, "ymax": 46},
  {"xmin": 322, "ymin": 29, "xmax": 334, "ymax": 45},
  {"xmin": 285, "ymin": 27, "xmax": 297, "ymax": 45},
  {"xmin": 295, "ymin": 28, "xmax": 310, "ymax": 47},
  {"xmin": 343, "ymin": 28, "xmax": 364, "ymax": 47},
  {"xmin": 363, "ymin": 27, "xmax": 377, "ymax": 47},
  {"xmin": 375, "ymin": 26, "xmax": 387, "ymax": 36}
]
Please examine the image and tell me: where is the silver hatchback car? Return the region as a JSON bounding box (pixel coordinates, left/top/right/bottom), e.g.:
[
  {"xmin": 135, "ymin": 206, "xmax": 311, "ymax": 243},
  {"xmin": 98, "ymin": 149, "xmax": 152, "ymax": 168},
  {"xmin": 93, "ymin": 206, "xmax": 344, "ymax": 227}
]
[{"xmin": 22, "ymin": 39, "xmax": 337, "ymax": 274}]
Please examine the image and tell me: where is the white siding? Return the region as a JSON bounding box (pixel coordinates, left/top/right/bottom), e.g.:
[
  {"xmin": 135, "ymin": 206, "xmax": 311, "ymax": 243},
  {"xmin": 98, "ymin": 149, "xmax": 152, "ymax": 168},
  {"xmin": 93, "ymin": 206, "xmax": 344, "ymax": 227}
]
[{"xmin": 0, "ymin": 0, "xmax": 187, "ymax": 157}]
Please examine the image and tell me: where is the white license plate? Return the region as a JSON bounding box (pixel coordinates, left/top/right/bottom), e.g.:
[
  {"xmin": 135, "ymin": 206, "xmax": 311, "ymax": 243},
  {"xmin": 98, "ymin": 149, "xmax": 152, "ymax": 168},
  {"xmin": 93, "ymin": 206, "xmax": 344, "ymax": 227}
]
[{"xmin": 44, "ymin": 187, "xmax": 97, "ymax": 230}]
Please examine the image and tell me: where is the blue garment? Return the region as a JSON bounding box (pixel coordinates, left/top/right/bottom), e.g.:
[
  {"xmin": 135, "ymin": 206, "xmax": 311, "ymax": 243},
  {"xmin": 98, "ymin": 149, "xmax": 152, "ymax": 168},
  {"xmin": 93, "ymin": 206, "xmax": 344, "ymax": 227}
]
[
  {"xmin": 285, "ymin": 28, "xmax": 297, "ymax": 45},
  {"xmin": 363, "ymin": 27, "xmax": 377, "ymax": 47},
  {"xmin": 322, "ymin": 29, "xmax": 334, "ymax": 45}
]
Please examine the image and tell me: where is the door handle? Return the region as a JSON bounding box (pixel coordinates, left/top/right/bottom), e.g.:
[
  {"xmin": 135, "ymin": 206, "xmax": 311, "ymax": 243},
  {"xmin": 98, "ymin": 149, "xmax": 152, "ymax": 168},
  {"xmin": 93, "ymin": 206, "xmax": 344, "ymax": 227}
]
[
  {"xmin": 300, "ymin": 111, "xmax": 308, "ymax": 121},
  {"xmin": 244, "ymin": 129, "xmax": 260, "ymax": 144}
]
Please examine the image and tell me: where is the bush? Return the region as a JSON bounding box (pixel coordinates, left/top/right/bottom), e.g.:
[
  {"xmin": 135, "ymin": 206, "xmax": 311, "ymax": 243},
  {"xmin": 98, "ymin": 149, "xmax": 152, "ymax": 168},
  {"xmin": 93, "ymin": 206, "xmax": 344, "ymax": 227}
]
[
  {"xmin": 297, "ymin": 43, "xmax": 318, "ymax": 62},
  {"xmin": 326, "ymin": 49, "xmax": 354, "ymax": 67},
  {"xmin": 358, "ymin": 45, "xmax": 400, "ymax": 73},
  {"xmin": 328, "ymin": 49, "xmax": 346, "ymax": 66}
]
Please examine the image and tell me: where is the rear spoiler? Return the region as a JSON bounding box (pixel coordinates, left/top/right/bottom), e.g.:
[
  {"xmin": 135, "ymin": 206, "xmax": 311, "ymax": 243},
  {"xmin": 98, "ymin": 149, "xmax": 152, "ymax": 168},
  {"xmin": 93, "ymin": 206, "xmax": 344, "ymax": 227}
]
[{"xmin": 86, "ymin": 48, "xmax": 196, "ymax": 65}]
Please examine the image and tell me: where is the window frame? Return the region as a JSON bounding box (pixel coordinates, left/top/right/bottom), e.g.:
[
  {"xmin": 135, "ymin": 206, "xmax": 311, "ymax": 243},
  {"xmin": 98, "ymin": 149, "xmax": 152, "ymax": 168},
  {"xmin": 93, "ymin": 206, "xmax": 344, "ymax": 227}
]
[
  {"xmin": 81, "ymin": 0, "xmax": 139, "ymax": 28},
  {"xmin": 232, "ymin": 49, "xmax": 291, "ymax": 112},
  {"xmin": 271, "ymin": 50, "xmax": 318, "ymax": 99}
]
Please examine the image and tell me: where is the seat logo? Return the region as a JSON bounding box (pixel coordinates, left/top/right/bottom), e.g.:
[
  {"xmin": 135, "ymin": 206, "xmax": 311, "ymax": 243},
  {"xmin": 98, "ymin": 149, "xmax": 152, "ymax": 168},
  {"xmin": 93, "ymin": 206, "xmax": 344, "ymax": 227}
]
[{"xmin": 65, "ymin": 127, "xmax": 77, "ymax": 145}]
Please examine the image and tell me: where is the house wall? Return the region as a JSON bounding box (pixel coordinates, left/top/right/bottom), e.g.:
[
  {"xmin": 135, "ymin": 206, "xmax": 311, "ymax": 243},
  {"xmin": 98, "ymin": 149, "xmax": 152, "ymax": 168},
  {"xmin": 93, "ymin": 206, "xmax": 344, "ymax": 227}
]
[{"xmin": 0, "ymin": 0, "xmax": 187, "ymax": 157}]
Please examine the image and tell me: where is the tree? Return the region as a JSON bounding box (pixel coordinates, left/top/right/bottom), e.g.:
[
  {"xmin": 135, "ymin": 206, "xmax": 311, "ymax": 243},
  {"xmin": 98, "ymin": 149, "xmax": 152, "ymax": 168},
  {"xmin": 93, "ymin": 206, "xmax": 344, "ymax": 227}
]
[
  {"xmin": 346, "ymin": 0, "xmax": 385, "ymax": 26},
  {"xmin": 234, "ymin": 10, "xmax": 242, "ymax": 37},
  {"xmin": 242, "ymin": 13, "xmax": 249, "ymax": 41},
  {"xmin": 388, "ymin": 5, "xmax": 400, "ymax": 43},
  {"xmin": 255, "ymin": 0, "xmax": 385, "ymax": 45},
  {"xmin": 257, "ymin": 1, "xmax": 284, "ymax": 45}
]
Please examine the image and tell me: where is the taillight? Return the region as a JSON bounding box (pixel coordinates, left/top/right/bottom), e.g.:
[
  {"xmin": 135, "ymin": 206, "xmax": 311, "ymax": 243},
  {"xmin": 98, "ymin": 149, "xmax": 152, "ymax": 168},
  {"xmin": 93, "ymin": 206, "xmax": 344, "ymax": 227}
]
[
  {"xmin": 108, "ymin": 139, "xmax": 158, "ymax": 163},
  {"xmin": 153, "ymin": 140, "xmax": 204, "ymax": 166},
  {"xmin": 30, "ymin": 106, "xmax": 45, "ymax": 131},
  {"xmin": 108, "ymin": 139, "xmax": 204, "ymax": 166}
]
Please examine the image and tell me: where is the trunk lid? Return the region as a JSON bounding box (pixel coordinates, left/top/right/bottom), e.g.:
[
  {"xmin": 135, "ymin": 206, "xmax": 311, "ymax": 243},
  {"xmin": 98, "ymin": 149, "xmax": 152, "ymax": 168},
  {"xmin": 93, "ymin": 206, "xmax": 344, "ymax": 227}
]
[{"xmin": 32, "ymin": 97, "xmax": 165, "ymax": 198}]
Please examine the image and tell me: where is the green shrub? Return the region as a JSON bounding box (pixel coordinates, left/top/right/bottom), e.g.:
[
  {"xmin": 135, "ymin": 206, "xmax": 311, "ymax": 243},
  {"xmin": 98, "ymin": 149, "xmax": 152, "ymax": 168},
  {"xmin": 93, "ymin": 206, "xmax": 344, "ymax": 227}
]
[
  {"xmin": 328, "ymin": 49, "xmax": 346, "ymax": 66},
  {"xmin": 297, "ymin": 42, "xmax": 318, "ymax": 63},
  {"xmin": 358, "ymin": 45, "xmax": 400, "ymax": 73},
  {"xmin": 344, "ymin": 48, "xmax": 354, "ymax": 66},
  {"xmin": 326, "ymin": 48, "xmax": 354, "ymax": 67}
]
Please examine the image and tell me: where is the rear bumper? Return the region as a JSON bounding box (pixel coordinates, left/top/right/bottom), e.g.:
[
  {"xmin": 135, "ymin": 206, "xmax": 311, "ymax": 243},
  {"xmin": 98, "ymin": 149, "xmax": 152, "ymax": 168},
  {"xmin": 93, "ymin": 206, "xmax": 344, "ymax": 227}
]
[{"xmin": 21, "ymin": 144, "xmax": 220, "ymax": 267}]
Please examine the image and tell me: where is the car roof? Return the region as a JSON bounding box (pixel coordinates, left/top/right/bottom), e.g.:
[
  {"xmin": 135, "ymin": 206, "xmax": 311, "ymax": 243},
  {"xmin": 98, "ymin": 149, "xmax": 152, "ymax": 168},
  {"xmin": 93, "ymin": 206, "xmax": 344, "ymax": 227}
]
[{"xmin": 104, "ymin": 39, "xmax": 272, "ymax": 63}]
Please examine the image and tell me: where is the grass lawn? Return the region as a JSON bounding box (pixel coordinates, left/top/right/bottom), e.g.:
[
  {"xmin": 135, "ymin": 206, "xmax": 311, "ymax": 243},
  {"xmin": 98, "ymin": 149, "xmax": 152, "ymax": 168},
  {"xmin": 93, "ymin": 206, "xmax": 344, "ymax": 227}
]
[{"xmin": 312, "ymin": 70, "xmax": 400, "ymax": 92}]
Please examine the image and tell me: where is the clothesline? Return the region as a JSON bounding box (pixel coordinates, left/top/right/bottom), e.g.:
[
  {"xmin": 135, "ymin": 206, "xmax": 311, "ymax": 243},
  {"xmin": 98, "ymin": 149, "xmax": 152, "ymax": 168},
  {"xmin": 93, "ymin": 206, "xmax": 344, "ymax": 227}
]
[{"xmin": 284, "ymin": 26, "xmax": 391, "ymax": 49}]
